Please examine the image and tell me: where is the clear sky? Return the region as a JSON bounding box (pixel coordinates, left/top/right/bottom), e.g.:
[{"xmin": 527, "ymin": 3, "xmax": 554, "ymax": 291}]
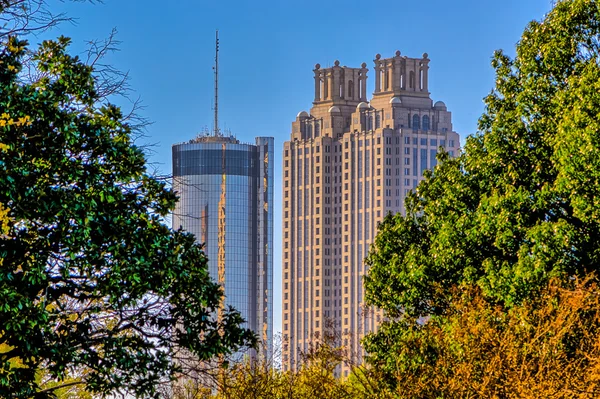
[{"xmin": 42, "ymin": 0, "xmax": 554, "ymax": 336}]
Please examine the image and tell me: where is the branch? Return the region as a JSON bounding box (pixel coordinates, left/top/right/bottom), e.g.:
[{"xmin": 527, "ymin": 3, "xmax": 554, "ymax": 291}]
[{"xmin": 36, "ymin": 379, "xmax": 86, "ymax": 395}]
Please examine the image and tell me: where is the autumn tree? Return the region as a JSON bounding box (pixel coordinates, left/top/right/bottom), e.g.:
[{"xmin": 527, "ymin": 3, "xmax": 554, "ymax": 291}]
[
  {"xmin": 173, "ymin": 330, "xmax": 393, "ymax": 399},
  {"xmin": 364, "ymin": 0, "xmax": 600, "ymax": 390},
  {"xmin": 365, "ymin": 278, "xmax": 600, "ymax": 398},
  {"xmin": 0, "ymin": 34, "xmax": 255, "ymax": 399}
]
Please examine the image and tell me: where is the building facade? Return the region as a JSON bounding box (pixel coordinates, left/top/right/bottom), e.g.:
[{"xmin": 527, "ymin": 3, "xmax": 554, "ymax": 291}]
[
  {"xmin": 173, "ymin": 135, "xmax": 273, "ymax": 356},
  {"xmin": 282, "ymin": 52, "xmax": 460, "ymax": 374}
]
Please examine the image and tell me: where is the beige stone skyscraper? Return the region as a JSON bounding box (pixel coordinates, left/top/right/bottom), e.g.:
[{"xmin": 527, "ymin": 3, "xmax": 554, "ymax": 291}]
[{"xmin": 282, "ymin": 51, "xmax": 460, "ymax": 374}]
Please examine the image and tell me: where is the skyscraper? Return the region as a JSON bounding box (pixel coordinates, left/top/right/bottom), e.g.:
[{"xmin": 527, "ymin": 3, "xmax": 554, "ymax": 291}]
[
  {"xmin": 172, "ymin": 134, "xmax": 274, "ymax": 355},
  {"xmin": 282, "ymin": 52, "xmax": 460, "ymax": 374}
]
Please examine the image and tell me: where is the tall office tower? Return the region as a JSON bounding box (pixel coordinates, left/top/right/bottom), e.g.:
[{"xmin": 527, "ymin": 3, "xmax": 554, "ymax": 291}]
[
  {"xmin": 172, "ymin": 135, "xmax": 274, "ymax": 356},
  {"xmin": 282, "ymin": 52, "xmax": 460, "ymax": 374}
]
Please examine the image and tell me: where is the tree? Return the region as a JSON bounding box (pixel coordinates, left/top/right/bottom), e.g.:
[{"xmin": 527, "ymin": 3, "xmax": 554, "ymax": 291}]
[
  {"xmin": 364, "ymin": 0, "xmax": 600, "ymax": 386},
  {"xmin": 171, "ymin": 330, "xmax": 393, "ymax": 399},
  {"xmin": 0, "ymin": 0, "xmax": 86, "ymax": 38},
  {"xmin": 0, "ymin": 35, "xmax": 255, "ymax": 398},
  {"xmin": 368, "ymin": 278, "xmax": 600, "ymax": 398}
]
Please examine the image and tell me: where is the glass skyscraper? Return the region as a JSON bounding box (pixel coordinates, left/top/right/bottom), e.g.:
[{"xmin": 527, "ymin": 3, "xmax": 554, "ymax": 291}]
[{"xmin": 172, "ymin": 135, "xmax": 273, "ymax": 356}]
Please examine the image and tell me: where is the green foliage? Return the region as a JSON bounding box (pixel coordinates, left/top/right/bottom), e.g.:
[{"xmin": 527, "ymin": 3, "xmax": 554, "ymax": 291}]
[
  {"xmin": 364, "ymin": 0, "xmax": 600, "ymax": 385},
  {"xmin": 0, "ymin": 36, "xmax": 255, "ymax": 398}
]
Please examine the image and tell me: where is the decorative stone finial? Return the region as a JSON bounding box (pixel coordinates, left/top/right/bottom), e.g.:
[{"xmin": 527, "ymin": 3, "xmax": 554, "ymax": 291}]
[
  {"xmin": 361, "ymin": 62, "xmax": 367, "ymax": 68},
  {"xmin": 422, "ymin": 52, "xmax": 429, "ymax": 59},
  {"xmin": 395, "ymin": 50, "xmax": 401, "ymax": 56},
  {"xmin": 315, "ymin": 63, "xmax": 321, "ymax": 69},
  {"xmin": 375, "ymin": 53, "xmax": 381, "ymax": 60},
  {"xmin": 334, "ymin": 60, "xmax": 340, "ymax": 66}
]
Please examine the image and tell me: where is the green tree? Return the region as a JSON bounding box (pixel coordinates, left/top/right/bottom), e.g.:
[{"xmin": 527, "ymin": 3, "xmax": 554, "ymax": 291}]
[
  {"xmin": 0, "ymin": 35, "xmax": 255, "ymax": 398},
  {"xmin": 364, "ymin": 0, "xmax": 600, "ymax": 385}
]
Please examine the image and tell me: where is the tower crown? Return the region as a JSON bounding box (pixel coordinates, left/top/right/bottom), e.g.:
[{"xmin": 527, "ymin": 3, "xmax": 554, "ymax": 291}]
[
  {"xmin": 373, "ymin": 51, "xmax": 430, "ymax": 96},
  {"xmin": 313, "ymin": 60, "xmax": 368, "ymax": 105}
]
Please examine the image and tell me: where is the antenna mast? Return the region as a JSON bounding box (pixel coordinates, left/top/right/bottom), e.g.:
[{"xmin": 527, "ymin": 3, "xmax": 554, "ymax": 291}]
[{"xmin": 213, "ymin": 30, "xmax": 220, "ymax": 136}]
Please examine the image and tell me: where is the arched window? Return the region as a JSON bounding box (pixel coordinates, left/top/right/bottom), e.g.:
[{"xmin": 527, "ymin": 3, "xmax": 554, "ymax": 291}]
[
  {"xmin": 306, "ymin": 123, "xmax": 312, "ymax": 137},
  {"xmin": 348, "ymin": 80, "xmax": 354, "ymax": 98},
  {"xmin": 412, "ymin": 114, "xmax": 420, "ymax": 131},
  {"xmin": 422, "ymin": 115, "xmax": 430, "ymax": 131},
  {"xmin": 368, "ymin": 116, "xmax": 373, "ymax": 131},
  {"xmin": 314, "ymin": 121, "xmax": 320, "ymax": 137},
  {"xmin": 409, "ymin": 71, "xmax": 415, "ymax": 89},
  {"xmin": 375, "ymin": 114, "xmax": 381, "ymax": 129}
]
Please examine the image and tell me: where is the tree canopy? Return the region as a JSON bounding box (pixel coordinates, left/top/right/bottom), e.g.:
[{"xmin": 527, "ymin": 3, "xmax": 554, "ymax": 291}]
[
  {"xmin": 0, "ymin": 35, "xmax": 254, "ymax": 399},
  {"xmin": 364, "ymin": 0, "xmax": 600, "ymax": 387}
]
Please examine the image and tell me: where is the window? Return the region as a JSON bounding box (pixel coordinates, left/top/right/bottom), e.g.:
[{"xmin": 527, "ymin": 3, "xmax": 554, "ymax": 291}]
[
  {"xmin": 412, "ymin": 114, "xmax": 420, "ymax": 131},
  {"xmin": 421, "ymin": 148, "xmax": 428, "ymax": 175},
  {"xmin": 375, "ymin": 114, "xmax": 381, "ymax": 129},
  {"xmin": 422, "ymin": 115, "xmax": 430, "ymax": 131},
  {"xmin": 404, "ymin": 147, "xmax": 410, "ymax": 155},
  {"xmin": 430, "ymin": 149, "xmax": 438, "ymax": 169}
]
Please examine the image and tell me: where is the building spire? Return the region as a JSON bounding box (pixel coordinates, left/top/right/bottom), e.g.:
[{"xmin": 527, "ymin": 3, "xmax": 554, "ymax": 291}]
[{"xmin": 213, "ymin": 30, "xmax": 220, "ymax": 136}]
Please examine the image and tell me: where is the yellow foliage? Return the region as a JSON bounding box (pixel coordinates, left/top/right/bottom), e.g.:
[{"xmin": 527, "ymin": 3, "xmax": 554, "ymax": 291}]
[
  {"xmin": 0, "ymin": 112, "xmax": 31, "ymax": 128},
  {"xmin": 0, "ymin": 343, "xmax": 25, "ymax": 369},
  {"xmin": 389, "ymin": 278, "xmax": 600, "ymax": 398},
  {"xmin": 0, "ymin": 202, "xmax": 11, "ymax": 239}
]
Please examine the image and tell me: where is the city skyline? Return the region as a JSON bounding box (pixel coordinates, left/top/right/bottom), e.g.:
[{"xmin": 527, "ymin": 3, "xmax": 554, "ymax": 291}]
[{"xmin": 40, "ymin": 0, "xmax": 554, "ymax": 336}]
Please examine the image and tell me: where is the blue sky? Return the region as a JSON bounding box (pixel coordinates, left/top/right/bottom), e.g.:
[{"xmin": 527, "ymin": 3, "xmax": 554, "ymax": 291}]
[{"xmin": 42, "ymin": 0, "xmax": 553, "ymax": 335}]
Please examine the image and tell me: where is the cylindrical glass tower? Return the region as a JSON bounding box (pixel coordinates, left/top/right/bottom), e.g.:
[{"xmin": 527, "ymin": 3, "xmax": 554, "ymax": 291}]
[{"xmin": 172, "ymin": 135, "xmax": 273, "ymax": 356}]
